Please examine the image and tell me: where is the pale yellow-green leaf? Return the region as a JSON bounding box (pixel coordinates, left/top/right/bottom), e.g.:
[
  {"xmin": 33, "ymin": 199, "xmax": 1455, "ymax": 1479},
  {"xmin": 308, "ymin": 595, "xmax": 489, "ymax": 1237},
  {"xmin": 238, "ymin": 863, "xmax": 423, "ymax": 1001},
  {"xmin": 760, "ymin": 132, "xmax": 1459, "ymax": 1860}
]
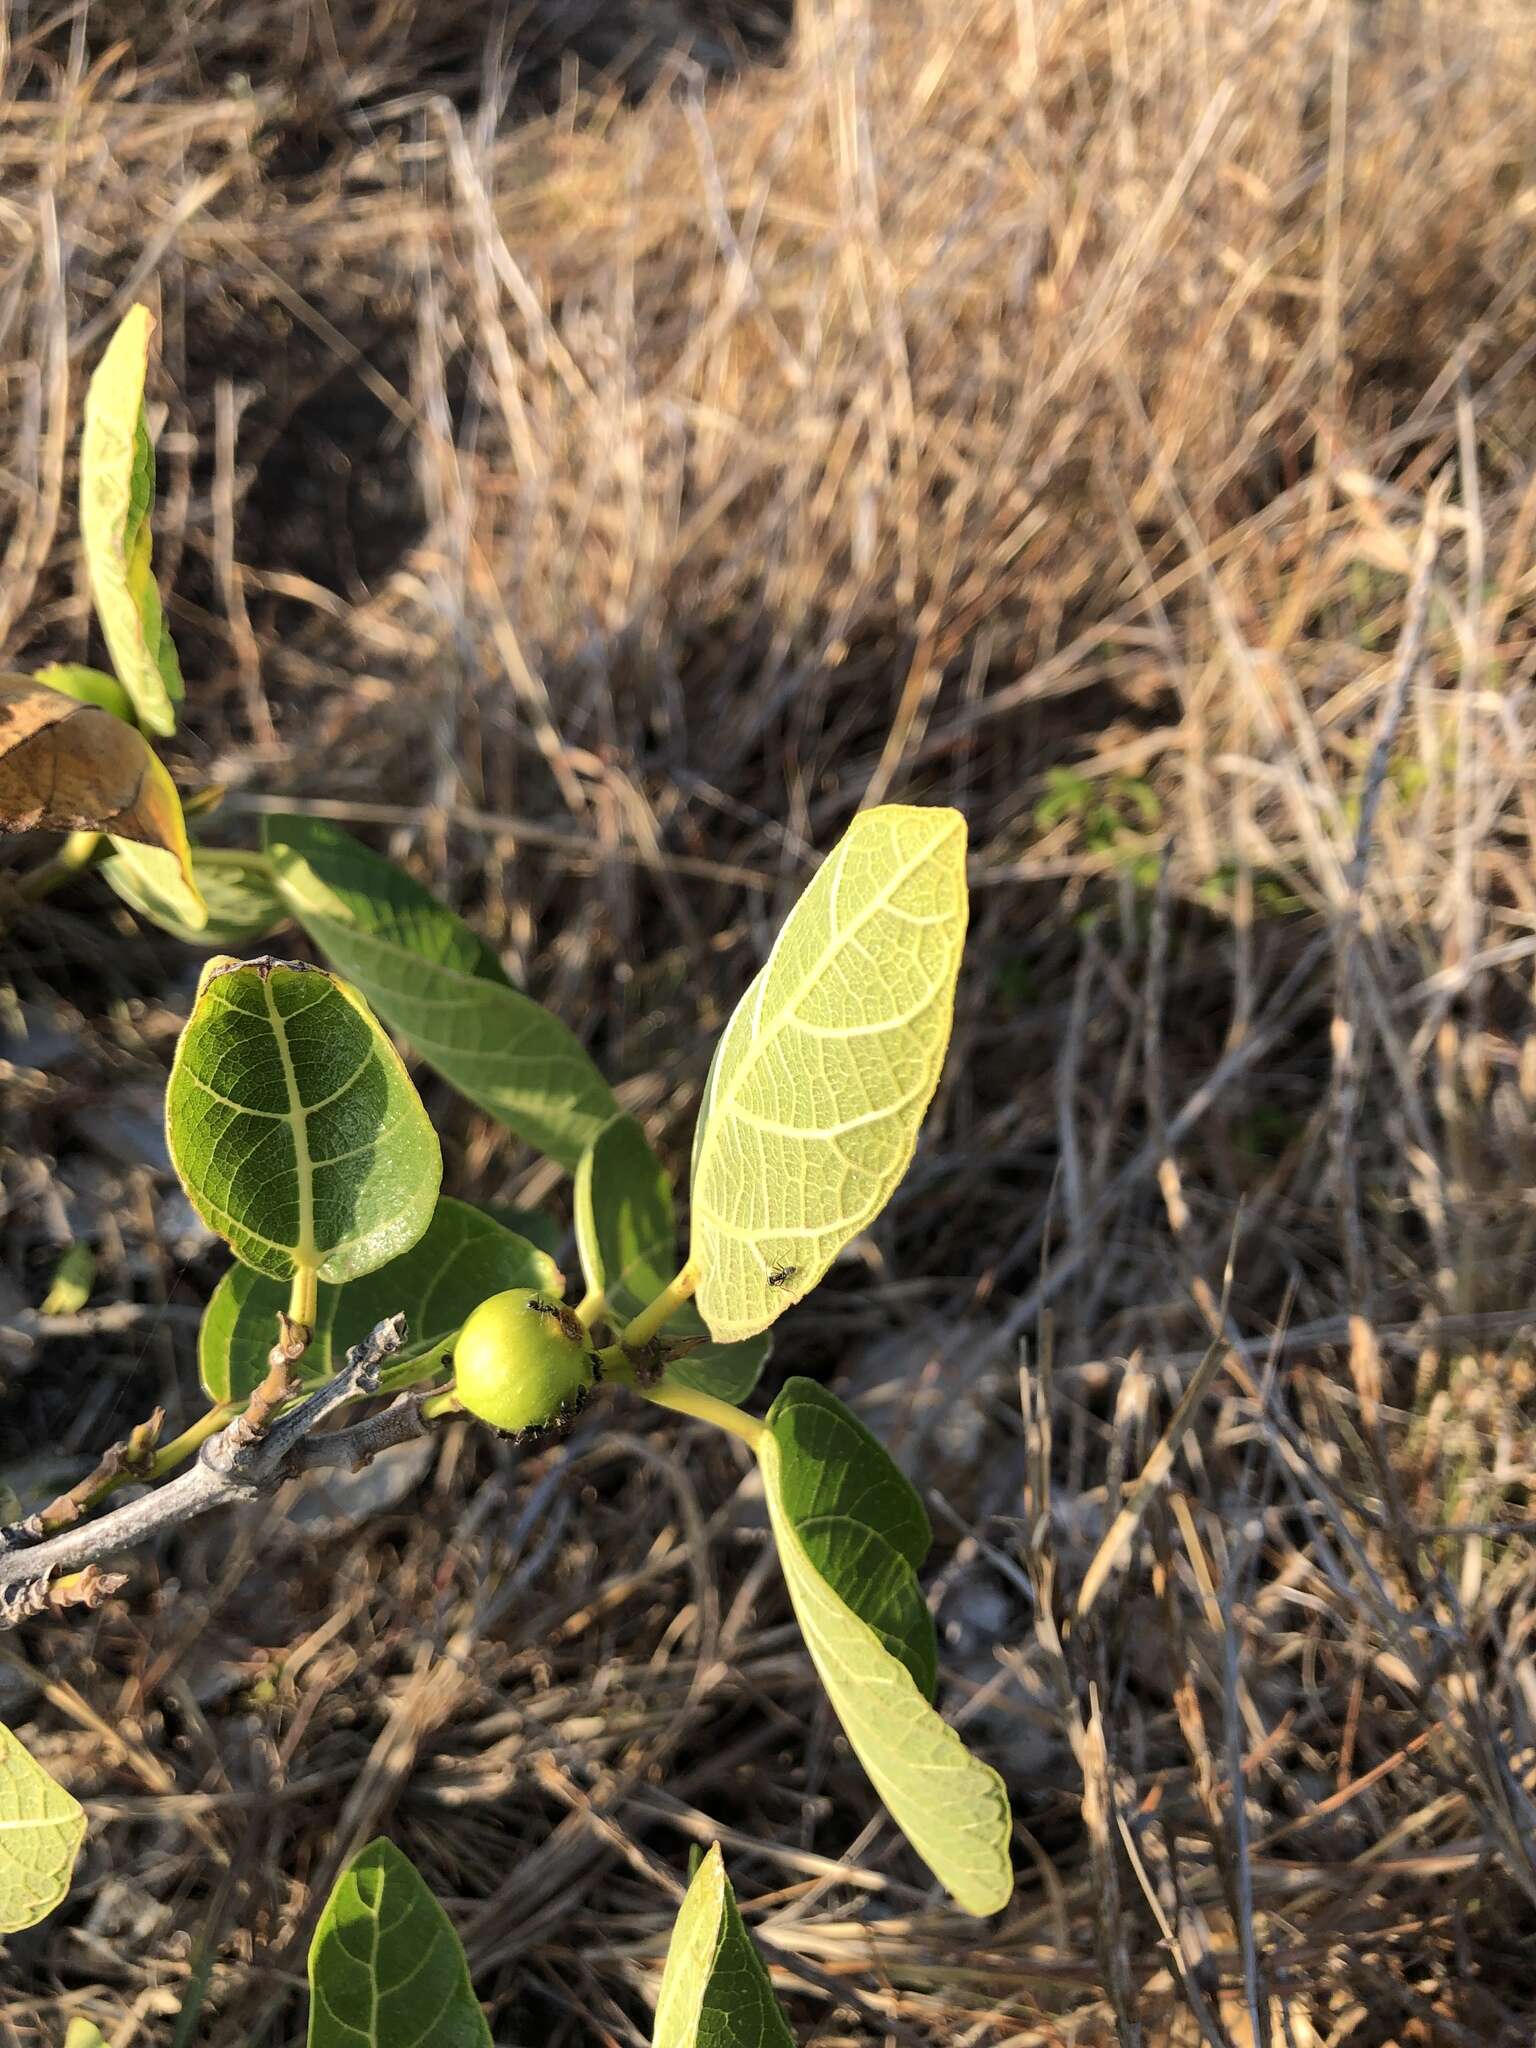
[
  {"xmin": 33, "ymin": 662, "xmax": 135, "ymax": 723},
  {"xmin": 80, "ymin": 305, "xmax": 184, "ymax": 737},
  {"xmin": 690, "ymin": 805, "xmax": 968, "ymax": 1344},
  {"xmin": 652, "ymin": 1845, "xmax": 793, "ymax": 2048},
  {"xmin": 101, "ymin": 834, "xmax": 208, "ymax": 933},
  {"xmin": 102, "ymin": 844, "xmax": 280, "ymax": 946},
  {"xmin": 41, "ymin": 1241, "xmax": 95, "ymax": 1315},
  {"xmin": 0, "ymin": 1723, "xmax": 86, "ymax": 1933},
  {"xmin": 64, "ymin": 2022, "xmax": 107, "ymax": 2048},
  {"xmin": 758, "ymin": 1422, "xmax": 1013, "ymax": 1916}
]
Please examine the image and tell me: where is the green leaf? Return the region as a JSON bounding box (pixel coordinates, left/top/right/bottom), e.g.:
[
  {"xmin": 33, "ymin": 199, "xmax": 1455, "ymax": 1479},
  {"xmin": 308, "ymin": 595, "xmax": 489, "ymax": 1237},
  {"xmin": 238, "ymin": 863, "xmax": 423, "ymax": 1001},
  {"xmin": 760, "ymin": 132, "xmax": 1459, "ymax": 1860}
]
[
  {"xmin": 166, "ymin": 957, "xmax": 441, "ymax": 1289},
  {"xmin": 80, "ymin": 306, "xmax": 184, "ymax": 737},
  {"xmin": 478, "ymin": 1203, "xmax": 566, "ymax": 1261},
  {"xmin": 264, "ymin": 815, "xmax": 619, "ymax": 1172},
  {"xmin": 64, "ymin": 2023, "xmax": 107, "ymax": 2048},
  {"xmin": 199, "ymin": 1196, "xmax": 560, "ymax": 1402},
  {"xmin": 689, "ymin": 806, "xmax": 968, "ymax": 1345},
  {"xmin": 0, "ymin": 1723, "xmax": 86, "ymax": 1933},
  {"xmin": 33, "ymin": 661, "xmax": 135, "ymax": 722},
  {"xmin": 575, "ymin": 1115, "xmax": 768, "ymax": 1402},
  {"xmin": 102, "ymin": 845, "xmax": 286, "ymax": 947},
  {"xmin": 765, "ymin": 1379, "xmax": 936, "ymax": 1695},
  {"xmin": 308, "ymin": 1836, "xmax": 491, "ymax": 2048},
  {"xmin": 40, "ymin": 1241, "xmax": 95, "ymax": 1316},
  {"xmin": 102, "ymin": 836, "xmax": 210, "ymax": 936},
  {"xmin": 758, "ymin": 1378, "xmax": 1012, "ymax": 1915},
  {"xmin": 653, "ymin": 1843, "xmax": 794, "ymax": 2048}
]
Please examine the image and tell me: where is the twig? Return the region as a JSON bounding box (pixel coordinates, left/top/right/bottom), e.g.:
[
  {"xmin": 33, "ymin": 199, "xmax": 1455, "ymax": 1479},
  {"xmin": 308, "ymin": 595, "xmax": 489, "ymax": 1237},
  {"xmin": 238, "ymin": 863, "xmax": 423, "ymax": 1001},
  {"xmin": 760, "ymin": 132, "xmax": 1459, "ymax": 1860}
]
[
  {"xmin": 0, "ymin": 1316, "xmax": 418, "ymax": 1624},
  {"xmin": 18, "ymin": 1410, "xmax": 167, "ymax": 1544}
]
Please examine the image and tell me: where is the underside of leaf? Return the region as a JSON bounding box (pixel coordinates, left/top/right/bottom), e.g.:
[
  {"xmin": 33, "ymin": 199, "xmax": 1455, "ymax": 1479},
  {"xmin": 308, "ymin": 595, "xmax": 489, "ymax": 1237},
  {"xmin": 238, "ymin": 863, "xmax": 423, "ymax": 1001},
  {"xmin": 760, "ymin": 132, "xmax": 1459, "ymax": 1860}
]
[{"xmin": 690, "ymin": 805, "xmax": 968, "ymax": 1344}]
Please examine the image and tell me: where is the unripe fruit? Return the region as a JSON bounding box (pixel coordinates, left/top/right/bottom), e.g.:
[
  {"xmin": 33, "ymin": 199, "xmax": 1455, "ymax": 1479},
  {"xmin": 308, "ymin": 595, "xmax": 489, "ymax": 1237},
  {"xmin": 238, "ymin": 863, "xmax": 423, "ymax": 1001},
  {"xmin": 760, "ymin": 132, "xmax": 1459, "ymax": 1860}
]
[{"xmin": 452, "ymin": 1289, "xmax": 596, "ymax": 1435}]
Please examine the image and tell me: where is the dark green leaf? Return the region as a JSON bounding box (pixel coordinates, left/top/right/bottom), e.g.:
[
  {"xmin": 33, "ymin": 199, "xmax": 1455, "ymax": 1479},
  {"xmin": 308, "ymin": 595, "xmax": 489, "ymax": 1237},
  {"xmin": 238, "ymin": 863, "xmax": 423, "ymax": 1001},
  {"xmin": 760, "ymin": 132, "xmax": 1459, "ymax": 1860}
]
[
  {"xmin": 766, "ymin": 1379, "xmax": 934, "ymax": 1694},
  {"xmin": 477, "ymin": 1203, "xmax": 566, "ymax": 1261},
  {"xmin": 200, "ymin": 1196, "xmax": 560, "ymax": 1402},
  {"xmin": 308, "ymin": 1837, "xmax": 491, "ymax": 2048},
  {"xmin": 264, "ymin": 816, "xmax": 618, "ymax": 1171},
  {"xmin": 166, "ymin": 957, "xmax": 441, "ymax": 1286}
]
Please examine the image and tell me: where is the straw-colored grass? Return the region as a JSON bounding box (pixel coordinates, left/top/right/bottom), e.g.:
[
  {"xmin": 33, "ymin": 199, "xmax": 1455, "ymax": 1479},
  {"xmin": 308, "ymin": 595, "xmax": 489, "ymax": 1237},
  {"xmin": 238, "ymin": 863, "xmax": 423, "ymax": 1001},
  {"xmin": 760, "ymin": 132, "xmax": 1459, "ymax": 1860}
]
[{"xmin": 3, "ymin": 0, "xmax": 1536, "ymax": 2040}]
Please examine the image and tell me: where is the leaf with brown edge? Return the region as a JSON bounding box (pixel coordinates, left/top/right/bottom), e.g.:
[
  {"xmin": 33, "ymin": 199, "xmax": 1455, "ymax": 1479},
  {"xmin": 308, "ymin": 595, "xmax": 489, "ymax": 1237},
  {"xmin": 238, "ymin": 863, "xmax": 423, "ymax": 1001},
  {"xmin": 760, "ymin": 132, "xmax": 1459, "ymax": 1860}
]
[{"xmin": 0, "ymin": 675, "xmax": 200, "ymax": 906}]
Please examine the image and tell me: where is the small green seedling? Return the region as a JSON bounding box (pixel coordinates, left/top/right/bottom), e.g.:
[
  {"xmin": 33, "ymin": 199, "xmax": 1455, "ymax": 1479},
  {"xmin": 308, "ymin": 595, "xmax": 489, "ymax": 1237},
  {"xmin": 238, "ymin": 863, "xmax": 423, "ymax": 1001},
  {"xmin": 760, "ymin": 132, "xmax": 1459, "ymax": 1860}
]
[{"xmin": 0, "ymin": 309, "xmax": 1015, "ymax": 2042}]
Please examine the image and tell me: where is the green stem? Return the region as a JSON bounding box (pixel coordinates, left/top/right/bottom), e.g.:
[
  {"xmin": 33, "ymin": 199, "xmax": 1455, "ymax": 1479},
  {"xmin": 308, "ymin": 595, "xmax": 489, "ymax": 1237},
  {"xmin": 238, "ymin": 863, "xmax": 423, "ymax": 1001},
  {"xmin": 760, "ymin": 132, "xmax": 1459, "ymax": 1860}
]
[
  {"xmin": 379, "ymin": 1334, "xmax": 454, "ymax": 1395},
  {"xmin": 642, "ymin": 1382, "xmax": 766, "ymax": 1449},
  {"xmin": 44, "ymin": 1345, "xmax": 455, "ymax": 1535},
  {"xmin": 287, "ymin": 1266, "xmax": 319, "ymax": 1334},
  {"xmin": 68, "ymin": 1400, "xmax": 236, "ymax": 1521},
  {"xmin": 574, "ymin": 1286, "xmax": 606, "ymax": 1332},
  {"xmin": 146, "ymin": 1403, "xmax": 236, "ymax": 1481},
  {"xmin": 619, "ymin": 1262, "xmax": 698, "ymax": 1351},
  {"xmin": 420, "ymin": 1389, "xmax": 463, "ymax": 1421},
  {"xmin": 12, "ymin": 830, "xmax": 103, "ymax": 906}
]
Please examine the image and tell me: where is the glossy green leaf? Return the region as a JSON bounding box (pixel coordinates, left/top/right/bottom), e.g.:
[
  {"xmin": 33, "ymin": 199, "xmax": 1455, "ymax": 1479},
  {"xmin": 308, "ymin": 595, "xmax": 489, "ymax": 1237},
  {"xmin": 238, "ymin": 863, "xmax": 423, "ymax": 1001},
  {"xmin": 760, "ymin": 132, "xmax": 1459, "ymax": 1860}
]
[
  {"xmin": 308, "ymin": 1837, "xmax": 491, "ymax": 2048},
  {"xmin": 575, "ymin": 1115, "xmax": 768, "ymax": 1402},
  {"xmin": 690, "ymin": 806, "xmax": 968, "ymax": 1345},
  {"xmin": 652, "ymin": 1844, "xmax": 794, "ymax": 2048},
  {"xmin": 264, "ymin": 815, "xmax": 619, "ymax": 1171},
  {"xmin": 759, "ymin": 1378, "xmax": 1012, "ymax": 1915},
  {"xmin": 0, "ymin": 1724, "xmax": 86, "ymax": 1934},
  {"xmin": 102, "ymin": 845, "xmax": 286, "ymax": 948},
  {"xmin": 80, "ymin": 305, "xmax": 184, "ymax": 737},
  {"xmin": 200, "ymin": 1196, "xmax": 560, "ymax": 1402},
  {"xmin": 166, "ymin": 957, "xmax": 441, "ymax": 1288},
  {"xmin": 33, "ymin": 661, "xmax": 135, "ymax": 722}
]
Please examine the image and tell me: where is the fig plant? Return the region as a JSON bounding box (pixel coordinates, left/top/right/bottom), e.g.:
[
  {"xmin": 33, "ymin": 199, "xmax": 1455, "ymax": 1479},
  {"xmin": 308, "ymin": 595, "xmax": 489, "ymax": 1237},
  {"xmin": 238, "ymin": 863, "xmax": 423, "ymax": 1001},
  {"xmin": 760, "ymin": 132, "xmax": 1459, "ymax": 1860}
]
[{"xmin": 0, "ymin": 307, "xmax": 1014, "ymax": 2038}]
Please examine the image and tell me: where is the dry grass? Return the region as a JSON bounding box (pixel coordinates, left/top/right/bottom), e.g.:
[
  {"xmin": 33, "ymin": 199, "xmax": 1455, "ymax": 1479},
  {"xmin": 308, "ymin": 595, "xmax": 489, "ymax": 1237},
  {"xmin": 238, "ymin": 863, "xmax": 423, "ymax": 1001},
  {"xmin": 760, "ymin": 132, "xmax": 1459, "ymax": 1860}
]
[{"xmin": 3, "ymin": 0, "xmax": 1536, "ymax": 2040}]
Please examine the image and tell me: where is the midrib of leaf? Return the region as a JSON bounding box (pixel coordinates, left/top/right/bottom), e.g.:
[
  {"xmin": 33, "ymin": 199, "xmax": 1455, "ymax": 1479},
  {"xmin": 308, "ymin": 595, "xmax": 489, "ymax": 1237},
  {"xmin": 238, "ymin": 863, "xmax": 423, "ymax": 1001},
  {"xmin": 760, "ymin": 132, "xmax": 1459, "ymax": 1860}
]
[
  {"xmin": 366, "ymin": 1873, "xmax": 381, "ymax": 2048},
  {"xmin": 262, "ymin": 971, "xmax": 318, "ymax": 1271}
]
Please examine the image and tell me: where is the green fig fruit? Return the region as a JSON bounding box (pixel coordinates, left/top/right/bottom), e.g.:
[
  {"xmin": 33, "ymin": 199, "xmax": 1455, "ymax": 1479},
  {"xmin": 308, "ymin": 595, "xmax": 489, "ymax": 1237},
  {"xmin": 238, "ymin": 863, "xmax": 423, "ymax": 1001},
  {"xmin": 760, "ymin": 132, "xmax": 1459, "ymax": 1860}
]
[{"xmin": 453, "ymin": 1289, "xmax": 595, "ymax": 1434}]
